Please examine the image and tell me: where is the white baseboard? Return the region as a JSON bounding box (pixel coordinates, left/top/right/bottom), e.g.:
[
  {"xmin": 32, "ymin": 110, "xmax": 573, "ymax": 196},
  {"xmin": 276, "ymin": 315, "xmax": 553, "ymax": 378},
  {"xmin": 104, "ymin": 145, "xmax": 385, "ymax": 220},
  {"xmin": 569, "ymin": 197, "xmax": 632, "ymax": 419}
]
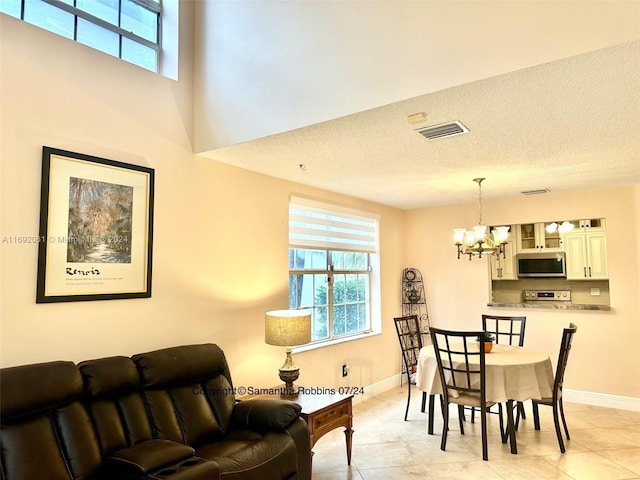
[
  {"xmin": 564, "ymin": 388, "xmax": 640, "ymax": 412},
  {"xmin": 356, "ymin": 374, "xmax": 402, "ymax": 405},
  {"xmin": 359, "ymin": 377, "xmax": 640, "ymax": 413}
]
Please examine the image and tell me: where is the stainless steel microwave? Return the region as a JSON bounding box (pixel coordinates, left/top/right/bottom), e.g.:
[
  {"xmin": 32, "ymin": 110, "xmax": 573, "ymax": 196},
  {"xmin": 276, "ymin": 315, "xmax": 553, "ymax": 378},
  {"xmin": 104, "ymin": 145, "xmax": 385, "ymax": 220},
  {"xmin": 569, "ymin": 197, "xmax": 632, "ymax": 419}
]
[{"xmin": 516, "ymin": 252, "xmax": 567, "ymax": 278}]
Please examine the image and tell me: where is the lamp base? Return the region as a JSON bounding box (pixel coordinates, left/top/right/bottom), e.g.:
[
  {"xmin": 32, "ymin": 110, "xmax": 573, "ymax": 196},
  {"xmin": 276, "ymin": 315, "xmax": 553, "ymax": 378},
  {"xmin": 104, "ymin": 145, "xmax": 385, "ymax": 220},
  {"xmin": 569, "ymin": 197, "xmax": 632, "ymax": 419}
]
[{"xmin": 278, "ymin": 348, "xmax": 300, "ymax": 397}]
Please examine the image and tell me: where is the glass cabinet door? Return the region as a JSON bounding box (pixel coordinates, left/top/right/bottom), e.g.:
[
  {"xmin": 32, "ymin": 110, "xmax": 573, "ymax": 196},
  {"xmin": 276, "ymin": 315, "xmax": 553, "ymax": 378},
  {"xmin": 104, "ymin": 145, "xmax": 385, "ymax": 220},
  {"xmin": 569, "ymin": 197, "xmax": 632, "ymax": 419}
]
[
  {"xmin": 517, "ymin": 222, "xmax": 563, "ymax": 251},
  {"xmin": 518, "ymin": 224, "xmax": 536, "ymax": 250},
  {"xmin": 542, "ymin": 222, "xmax": 561, "ymax": 249}
]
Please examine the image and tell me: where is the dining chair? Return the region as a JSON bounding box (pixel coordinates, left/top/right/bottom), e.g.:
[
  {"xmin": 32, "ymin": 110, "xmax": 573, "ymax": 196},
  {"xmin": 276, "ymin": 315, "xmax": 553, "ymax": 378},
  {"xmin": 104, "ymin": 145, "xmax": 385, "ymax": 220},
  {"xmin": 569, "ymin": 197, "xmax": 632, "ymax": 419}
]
[
  {"xmin": 531, "ymin": 322, "xmax": 578, "ymax": 453},
  {"xmin": 482, "ymin": 314, "xmax": 526, "ymax": 346},
  {"xmin": 429, "ymin": 327, "xmax": 504, "ymax": 461},
  {"xmin": 481, "ymin": 314, "xmax": 527, "ymax": 427},
  {"xmin": 393, "ymin": 315, "xmax": 427, "ymax": 421}
]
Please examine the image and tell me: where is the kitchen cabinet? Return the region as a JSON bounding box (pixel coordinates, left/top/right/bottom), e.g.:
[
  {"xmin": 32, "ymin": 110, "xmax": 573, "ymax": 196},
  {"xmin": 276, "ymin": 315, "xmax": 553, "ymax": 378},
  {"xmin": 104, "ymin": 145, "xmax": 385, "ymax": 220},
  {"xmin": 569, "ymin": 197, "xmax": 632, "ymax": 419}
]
[
  {"xmin": 516, "ymin": 222, "xmax": 563, "ymax": 252},
  {"xmin": 564, "ymin": 230, "xmax": 608, "ymax": 279},
  {"xmin": 567, "ymin": 218, "xmax": 606, "ymax": 231},
  {"xmin": 490, "ymin": 233, "xmax": 516, "ymax": 280}
]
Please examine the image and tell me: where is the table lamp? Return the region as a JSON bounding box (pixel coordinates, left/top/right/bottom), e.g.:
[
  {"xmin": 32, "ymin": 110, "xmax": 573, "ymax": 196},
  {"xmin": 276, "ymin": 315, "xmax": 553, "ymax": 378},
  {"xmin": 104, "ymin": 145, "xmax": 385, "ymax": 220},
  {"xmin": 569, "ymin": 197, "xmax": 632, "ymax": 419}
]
[{"xmin": 265, "ymin": 309, "xmax": 312, "ymax": 397}]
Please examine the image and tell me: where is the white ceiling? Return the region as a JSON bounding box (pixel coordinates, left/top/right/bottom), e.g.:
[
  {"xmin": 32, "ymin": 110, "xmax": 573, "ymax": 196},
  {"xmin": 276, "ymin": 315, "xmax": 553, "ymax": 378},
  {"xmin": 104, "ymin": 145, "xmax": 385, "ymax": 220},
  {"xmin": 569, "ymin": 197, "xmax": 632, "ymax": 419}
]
[{"xmin": 202, "ymin": 35, "xmax": 640, "ymax": 210}]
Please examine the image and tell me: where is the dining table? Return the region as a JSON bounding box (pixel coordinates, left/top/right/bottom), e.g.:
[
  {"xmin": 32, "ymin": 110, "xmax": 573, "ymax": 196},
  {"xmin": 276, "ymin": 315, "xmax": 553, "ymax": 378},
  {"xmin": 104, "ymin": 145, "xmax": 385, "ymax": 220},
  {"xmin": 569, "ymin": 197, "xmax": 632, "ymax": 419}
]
[{"xmin": 416, "ymin": 343, "xmax": 555, "ymax": 454}]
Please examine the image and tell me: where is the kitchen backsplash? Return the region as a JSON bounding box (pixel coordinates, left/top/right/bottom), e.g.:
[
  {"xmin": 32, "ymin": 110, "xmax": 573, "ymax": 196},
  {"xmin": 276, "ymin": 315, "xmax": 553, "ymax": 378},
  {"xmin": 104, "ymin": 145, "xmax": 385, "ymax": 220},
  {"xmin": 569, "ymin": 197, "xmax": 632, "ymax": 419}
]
[{"xmin": 491, "ymin": 278, "xmax": 610, "ymax": 306}]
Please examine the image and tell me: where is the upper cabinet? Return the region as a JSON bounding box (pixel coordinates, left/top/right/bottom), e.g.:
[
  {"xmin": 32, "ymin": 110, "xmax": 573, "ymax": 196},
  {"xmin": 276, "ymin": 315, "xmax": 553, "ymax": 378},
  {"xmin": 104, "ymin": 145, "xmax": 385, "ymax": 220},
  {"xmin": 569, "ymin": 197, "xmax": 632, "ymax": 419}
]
[
  {"xmin": 563, "ymin": 219, "xmax": 608, "ymax": 280},
  {"xmin": 515, "ymin": 222, "xmax": 563, "ymax": 252},
  {"xmin": 565, "ymin": 218, "xmax": 606, "ymax": 231},
  {"xmin": 491, "ymin": 218, "xmax": 608, "ymax": 281}
]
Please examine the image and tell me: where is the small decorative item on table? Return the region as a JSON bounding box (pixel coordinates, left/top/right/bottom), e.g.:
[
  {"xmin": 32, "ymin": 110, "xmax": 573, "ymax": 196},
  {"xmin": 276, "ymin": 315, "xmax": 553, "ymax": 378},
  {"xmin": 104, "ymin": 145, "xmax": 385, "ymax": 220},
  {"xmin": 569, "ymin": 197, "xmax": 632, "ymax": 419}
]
[{"xmin": 476, "ymin": 332, "xmax": 495, "ymax": 353}]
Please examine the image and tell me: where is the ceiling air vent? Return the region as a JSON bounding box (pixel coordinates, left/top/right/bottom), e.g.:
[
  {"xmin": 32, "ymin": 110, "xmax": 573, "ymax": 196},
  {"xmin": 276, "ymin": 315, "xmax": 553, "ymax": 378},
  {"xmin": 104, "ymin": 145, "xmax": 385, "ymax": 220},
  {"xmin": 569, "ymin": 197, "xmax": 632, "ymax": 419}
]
[
  {"xmin": 416, "ymin": 121, "xmax": 469, "ymax": 140},
  {"xmin": 521, "ymin": 188, "xmax": 550, "ymax": 195}
]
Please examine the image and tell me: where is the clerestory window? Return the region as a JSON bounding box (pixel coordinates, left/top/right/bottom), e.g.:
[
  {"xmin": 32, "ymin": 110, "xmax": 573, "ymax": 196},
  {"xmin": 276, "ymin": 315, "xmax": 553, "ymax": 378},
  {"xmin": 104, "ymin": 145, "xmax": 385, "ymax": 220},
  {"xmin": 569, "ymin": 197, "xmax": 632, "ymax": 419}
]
[{"xmin": 1, "ymin": 0, "xmax": 161, "ymax": 73}]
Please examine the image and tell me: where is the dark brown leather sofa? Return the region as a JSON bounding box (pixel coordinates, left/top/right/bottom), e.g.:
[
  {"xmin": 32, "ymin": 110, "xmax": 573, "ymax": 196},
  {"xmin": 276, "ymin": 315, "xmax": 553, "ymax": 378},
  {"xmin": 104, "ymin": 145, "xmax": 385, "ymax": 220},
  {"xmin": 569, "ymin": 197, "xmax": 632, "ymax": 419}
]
[{"xmin": 0, "ymin": 344, "xmax": 311, "ymax": 480}]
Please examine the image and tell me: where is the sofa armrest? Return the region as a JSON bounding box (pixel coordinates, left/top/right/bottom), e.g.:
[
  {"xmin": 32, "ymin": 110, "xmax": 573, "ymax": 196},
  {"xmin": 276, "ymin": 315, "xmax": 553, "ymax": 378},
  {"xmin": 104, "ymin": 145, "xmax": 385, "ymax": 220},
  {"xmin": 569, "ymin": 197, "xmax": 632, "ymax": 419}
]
[
  {"xmin": 107, "ymin": 439, "xmax": 195, "ymax": 474},
  {"xmin": 232, "ymin": 399, "xmax": 302, "ymax": 432}
]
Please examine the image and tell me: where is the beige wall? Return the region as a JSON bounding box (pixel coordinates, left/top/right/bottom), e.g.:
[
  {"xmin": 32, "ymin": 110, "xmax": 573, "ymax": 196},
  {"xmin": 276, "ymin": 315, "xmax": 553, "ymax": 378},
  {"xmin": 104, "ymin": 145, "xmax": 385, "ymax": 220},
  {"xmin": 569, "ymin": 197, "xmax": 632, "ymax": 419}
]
[
  {"xmin": 2, "ymin": 10, "xmax": 639, "ymax": 404},
  {"xmin": 405, "ymin": 186, "xmax": 640, "ymax": 399},
  {"xmin": 0, "ymin": 13, "xmax": 405, "ymax": 393}
]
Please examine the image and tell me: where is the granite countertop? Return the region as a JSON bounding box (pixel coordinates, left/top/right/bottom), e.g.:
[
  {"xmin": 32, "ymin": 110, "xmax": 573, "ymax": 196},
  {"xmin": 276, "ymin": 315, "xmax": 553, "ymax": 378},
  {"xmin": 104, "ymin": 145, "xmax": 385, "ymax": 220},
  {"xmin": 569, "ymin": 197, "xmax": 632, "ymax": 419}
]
[{"xmin": 487, "ymin": 302, "xmax": 611, "ymax": 311}]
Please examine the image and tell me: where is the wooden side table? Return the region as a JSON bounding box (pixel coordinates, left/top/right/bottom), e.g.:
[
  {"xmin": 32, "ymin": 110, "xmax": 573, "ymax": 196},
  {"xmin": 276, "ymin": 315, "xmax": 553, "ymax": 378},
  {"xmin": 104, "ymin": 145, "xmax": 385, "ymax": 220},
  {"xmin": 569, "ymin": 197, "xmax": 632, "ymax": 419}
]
[{"xmin": 243, "ymin": 387, "xmax": 354, "ymax": 466}]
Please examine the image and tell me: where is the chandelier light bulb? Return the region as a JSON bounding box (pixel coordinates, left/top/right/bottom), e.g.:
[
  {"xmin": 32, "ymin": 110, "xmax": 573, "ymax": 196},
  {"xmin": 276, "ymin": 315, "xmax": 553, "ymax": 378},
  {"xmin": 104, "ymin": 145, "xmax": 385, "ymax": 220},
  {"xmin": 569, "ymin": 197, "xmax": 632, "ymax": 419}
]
[
  {"xmin": 495, "ymin": 225, "xmax": 510, "ymax": 242},
  {"xmin": 546, "ymin": 222, "xmax": 558, "ymax": 234},
  {"xmin": 473, "ymin": 224, "xmax": 487, "ymax": 242},
  {"xmin": 465, "ymin": 230, "xmax": 476, "ymax": 247},
  {"xmin": 558, "ymin": 221, "xmax": 575, "ymax": 233}
]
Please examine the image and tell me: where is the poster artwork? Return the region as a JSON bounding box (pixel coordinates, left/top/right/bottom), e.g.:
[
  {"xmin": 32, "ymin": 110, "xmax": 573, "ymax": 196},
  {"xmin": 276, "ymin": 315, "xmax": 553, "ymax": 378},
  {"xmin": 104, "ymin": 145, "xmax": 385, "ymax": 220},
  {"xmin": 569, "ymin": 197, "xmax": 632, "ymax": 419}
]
[{"xmin": 67, "ymin": 177, "xmax": 133, "ymax": 264}]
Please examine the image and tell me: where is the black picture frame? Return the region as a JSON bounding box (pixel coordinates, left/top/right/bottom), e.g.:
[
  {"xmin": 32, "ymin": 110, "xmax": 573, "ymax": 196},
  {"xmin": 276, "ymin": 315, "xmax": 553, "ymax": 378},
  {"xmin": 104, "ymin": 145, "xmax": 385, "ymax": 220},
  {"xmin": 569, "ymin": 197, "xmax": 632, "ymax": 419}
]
[{"xmin": 36, "ymin": 147, "xmax": 154, "ymax": 303}]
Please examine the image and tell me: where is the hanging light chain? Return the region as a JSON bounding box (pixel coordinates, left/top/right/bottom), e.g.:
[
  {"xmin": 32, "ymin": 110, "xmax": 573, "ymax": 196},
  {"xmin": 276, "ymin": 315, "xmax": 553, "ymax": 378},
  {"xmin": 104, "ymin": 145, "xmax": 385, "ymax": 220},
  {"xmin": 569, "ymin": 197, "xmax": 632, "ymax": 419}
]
[{"xmin": 474, "ymin": 177, "xmax": 485, "ymax": 225}]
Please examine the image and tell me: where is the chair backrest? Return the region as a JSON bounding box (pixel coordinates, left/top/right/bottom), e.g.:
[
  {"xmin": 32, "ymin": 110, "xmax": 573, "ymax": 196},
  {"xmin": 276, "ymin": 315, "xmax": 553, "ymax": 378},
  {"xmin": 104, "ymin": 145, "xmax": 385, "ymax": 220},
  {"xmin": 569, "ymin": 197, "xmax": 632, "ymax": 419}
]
[
  {"xmin": 132, "ymin": 344, "xmax": 236, "ymax": 445},
  {"xmin": 482, "ymin": 314, "xmax": 526, "ymax": 346},
  {"xmin": 429, "ymin": 327, "xmax": 487, "ymax": 407},
  {"xmin": 79, "ymin": 355, "xmax": 155, "ymax": 456},
  {"xmin": 394, "ymin": 315, "xmax": 423, "ymax": 379},
  {"xmin": 553, "ymin": 323, "xmax": 578, "ymax": 398}
]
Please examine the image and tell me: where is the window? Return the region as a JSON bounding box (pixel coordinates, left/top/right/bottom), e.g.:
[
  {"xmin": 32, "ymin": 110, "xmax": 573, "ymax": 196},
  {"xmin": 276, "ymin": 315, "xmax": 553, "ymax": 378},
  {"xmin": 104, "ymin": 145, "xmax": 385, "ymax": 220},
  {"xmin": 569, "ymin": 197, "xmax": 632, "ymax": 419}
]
[
  {"xmin": 1, "ymin": 0, "xmax": 161, "ymax": 72},
  {"xmin": 288, "ymin": 197, "xmax": 380, "ymax": 344}
]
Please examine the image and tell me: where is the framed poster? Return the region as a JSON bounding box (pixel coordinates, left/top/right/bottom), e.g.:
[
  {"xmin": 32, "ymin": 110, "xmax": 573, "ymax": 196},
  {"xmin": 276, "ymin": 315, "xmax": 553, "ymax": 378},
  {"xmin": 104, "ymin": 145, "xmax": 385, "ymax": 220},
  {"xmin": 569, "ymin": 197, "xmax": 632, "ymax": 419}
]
[{"xmin": 36, "ymin": 147, "xmax": 154, "ymax": 303}]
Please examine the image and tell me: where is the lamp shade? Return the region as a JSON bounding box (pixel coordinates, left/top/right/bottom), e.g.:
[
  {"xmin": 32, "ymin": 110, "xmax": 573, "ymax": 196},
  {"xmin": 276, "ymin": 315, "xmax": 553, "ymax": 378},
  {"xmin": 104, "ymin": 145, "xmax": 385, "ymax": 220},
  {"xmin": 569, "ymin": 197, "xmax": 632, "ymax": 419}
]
[{"xmin": 265, "ymin": 310, "xmax": 312, "ymax": 347}]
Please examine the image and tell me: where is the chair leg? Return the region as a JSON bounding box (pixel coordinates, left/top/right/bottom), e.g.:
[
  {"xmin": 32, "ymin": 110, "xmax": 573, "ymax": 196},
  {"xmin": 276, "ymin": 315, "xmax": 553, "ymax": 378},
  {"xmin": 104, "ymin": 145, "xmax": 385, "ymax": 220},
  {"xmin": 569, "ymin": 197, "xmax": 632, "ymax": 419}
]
[
  {"xmin": 552, "ymin": 403, "xmax": 566, "ymax": 453},
  {"xmin": 498, "ymin": 404, "xmax": 507, "ymax": 444},
  {"xmin": 518, "ymin": 401, "xmax": 527, "ymax": 419},
  {"xmin": 532, "ymin": 401, "xmax": 541, "ymax": 430},
  {"xmin": 440, "ymin": 402, "xmax": 450, "ymax": 452},
  {"xmin": 427, "ymin": 394, "xmax": 435, "ymax": 435},
  {"xmin": 421, "ymin": 392, "xmax": 427, "ymax": 413},
  {"xmin": 514, "ymin": 401, "xmax": 524, "ymax": 430},
  {"xmin": 457, "ymin": 405, "xmax": 465, "ymax": 434},
  {"xmin": 505, "ymin": 399, "xmax": 517, "ymax": 454},
  {"xmin": 404, "ymin": 382, "xmax": 411, "ymax": 421},
  {"xmin": 480, "ymin": 406, "xmax": 488, "ymax": 461},
  {"xmin": 559, "ymin": 397, "xmax": 570, "ymax": 440}
]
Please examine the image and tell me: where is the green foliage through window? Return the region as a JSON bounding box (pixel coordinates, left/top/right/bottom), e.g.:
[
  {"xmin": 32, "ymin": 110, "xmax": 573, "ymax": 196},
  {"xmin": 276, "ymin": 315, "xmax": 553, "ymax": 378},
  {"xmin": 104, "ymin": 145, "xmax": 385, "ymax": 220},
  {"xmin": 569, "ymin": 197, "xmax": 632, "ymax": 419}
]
[{"xmin": 289, "ymin": 248, "xmax": 371, "ymax": 342}]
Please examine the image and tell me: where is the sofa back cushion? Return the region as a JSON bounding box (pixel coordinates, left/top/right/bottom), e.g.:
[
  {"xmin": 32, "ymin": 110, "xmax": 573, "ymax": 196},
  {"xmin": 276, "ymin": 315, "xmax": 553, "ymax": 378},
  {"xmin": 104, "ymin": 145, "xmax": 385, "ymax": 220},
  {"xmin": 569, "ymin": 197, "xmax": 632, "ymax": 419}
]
[
  {"xmin": 132, "ymin": 344, "xmax": 236, "ymax": 447},
  {"xmin": 79, "ymin": 356, "xmax": 154, "ymax": 455},
  {"xmin": 0, "ymin": 361, "xmax": 102, "ymax": 480}
]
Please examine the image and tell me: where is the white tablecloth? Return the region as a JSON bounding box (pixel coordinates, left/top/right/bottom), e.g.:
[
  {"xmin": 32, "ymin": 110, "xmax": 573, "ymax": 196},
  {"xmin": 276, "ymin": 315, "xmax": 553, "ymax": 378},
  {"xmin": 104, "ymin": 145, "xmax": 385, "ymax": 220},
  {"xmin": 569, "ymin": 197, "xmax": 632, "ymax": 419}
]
[{"xmin": 416, "ymin": 344, "xmax": 554, "ymax": 403}]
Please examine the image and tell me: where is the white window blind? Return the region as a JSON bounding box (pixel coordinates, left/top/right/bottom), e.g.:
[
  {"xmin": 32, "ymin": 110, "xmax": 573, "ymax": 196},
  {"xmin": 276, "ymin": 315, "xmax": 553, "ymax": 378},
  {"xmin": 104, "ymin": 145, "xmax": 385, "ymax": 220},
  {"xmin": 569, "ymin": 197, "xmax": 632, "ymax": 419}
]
[{"xmin": 289, "ymin": 196, "xmax": 379, "ymax": 254}]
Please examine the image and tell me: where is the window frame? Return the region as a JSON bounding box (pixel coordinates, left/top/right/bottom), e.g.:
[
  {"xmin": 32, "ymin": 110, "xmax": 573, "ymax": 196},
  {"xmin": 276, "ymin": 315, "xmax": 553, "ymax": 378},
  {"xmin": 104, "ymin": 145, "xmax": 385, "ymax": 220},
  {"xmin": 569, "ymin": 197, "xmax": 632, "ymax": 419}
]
[
  {"xmin": 3, "ymin": 0, "xmax": 162, "ymax": 72},
  {"xmin": 288, "ymin": 197, "xmax": 381, "ymax": 349},
  {"xmin": 289, "ymin": 248, "xmax": 373, "ymax": 343}
]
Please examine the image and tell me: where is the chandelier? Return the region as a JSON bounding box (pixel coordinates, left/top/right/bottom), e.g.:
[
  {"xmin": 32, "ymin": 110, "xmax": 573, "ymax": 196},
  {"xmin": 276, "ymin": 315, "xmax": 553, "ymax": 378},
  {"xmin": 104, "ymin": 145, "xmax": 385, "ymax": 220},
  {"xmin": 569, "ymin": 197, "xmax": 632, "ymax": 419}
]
[
  {"xmin": 453, "ymin": 178, "xmax": 509, "ymax": 260},
  {"xmin": 545, "ymin": 221, "xmax": 574, "ymax": 234}
]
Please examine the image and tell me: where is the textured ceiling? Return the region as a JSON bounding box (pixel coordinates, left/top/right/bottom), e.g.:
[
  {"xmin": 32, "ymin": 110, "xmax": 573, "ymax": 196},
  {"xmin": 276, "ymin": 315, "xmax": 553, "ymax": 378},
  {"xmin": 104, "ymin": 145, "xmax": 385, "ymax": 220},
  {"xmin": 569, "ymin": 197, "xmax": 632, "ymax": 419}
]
[{"xmin": 202, "ymin": 40, "xmax": 640, "ymax": 210}]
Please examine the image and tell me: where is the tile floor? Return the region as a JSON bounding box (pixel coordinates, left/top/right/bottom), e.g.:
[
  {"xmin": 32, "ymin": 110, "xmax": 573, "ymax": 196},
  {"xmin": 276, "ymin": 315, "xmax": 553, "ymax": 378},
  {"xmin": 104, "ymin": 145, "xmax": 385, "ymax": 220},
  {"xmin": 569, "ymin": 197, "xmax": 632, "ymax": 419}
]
[{"xmin": 311, "ymin": 386, "xmax": 640, "ymax": 480}]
